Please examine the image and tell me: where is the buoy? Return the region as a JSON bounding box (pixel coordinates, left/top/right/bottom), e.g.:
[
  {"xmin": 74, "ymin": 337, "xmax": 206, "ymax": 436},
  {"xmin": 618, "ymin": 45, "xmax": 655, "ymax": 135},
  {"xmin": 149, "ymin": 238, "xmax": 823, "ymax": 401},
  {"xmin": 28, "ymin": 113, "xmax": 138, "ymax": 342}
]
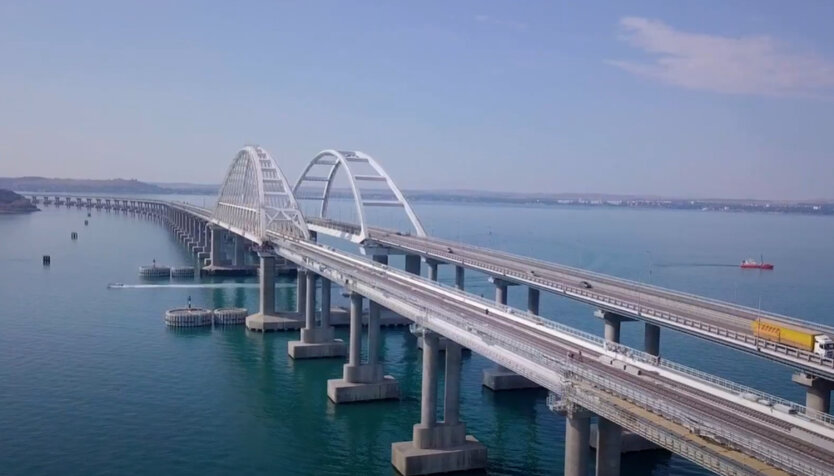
[
  {"xmin": 42, "ymin": 255, "xmax": 51, "ymax": 266},
  {"xmin": 84, "ymin": 220, "xmax": 88, "ymax": 226},
  {"xmin": 70, "ymin": 232, "xmax": 78, "ymax": 240},
  {"xmin": 87, "ymin": 212, "xmax": 91, "ymax": 217}
]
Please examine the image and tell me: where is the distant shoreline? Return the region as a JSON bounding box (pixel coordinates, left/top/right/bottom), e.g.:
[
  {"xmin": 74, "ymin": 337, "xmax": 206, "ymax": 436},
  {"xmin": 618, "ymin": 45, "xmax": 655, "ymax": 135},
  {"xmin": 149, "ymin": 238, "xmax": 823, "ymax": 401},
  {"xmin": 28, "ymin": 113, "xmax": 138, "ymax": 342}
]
[{"xmin": 5, "ymin": 176, "xmax": 832, "ymax": 216}]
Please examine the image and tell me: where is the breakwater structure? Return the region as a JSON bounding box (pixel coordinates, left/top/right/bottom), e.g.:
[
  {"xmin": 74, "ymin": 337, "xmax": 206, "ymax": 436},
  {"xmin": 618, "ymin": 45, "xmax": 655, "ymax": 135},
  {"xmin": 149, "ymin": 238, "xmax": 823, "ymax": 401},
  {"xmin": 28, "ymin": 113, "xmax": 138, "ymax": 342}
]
[{"xmin": 26, "ymin": 146, "xmax": 834, "ymax": 476}]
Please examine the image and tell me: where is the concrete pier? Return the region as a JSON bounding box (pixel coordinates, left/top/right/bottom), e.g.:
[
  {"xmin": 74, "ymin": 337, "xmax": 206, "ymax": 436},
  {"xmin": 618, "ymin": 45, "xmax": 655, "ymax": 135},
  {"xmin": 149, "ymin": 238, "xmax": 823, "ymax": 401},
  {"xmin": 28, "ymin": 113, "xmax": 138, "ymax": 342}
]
[
  {"xmin": 288, "ymin": 275, "xmax": 346, "ymax": 359},
  {"xmin": 427, "ymin": 259, "xmax": 439, "ymax": 282},
  {"xmin": 233, "ymin": 235, "xmax": 247, "ymax": 266},
  {"xmin": 327, "ymin": 292, "xmax": 399, "ymax": 403},
  {"xmin": 392, "ymin": 333, "xmax": 487, "ymax": 475},
  {"xmin": 483, "ymin": 278, "xmax": 539, "ymax": 391},
  {"xmin": 246, "ymin": 252, "xmax": 304, "ymax": 332},
  {"xmin": 644, "ymin": 323, "xmax": 661, "ymax": 357},
  {"xmin": 405, "ymin": 254, "xmax": 421, "ymax": 276},
  {"xmin": 209, "ymin": 225, "xmax": 225, "ymax": 266},
  {"xmin": 597, "ymin": 310, "xmax": 625, "ymax": 476},
  {"xmin": 454, "ymin": 266, "xmax": 464, "ymax": 290},
  {"xmin": 793, "ymin": 372, "xmax": 833, "ymax": 414},
  {"xmin": 528, "ymin": 288, "xmax": 540, "ymax": 315},
  {"xmin": 564, "ymin": 407, "xmax": 591, "ymax": 476}
]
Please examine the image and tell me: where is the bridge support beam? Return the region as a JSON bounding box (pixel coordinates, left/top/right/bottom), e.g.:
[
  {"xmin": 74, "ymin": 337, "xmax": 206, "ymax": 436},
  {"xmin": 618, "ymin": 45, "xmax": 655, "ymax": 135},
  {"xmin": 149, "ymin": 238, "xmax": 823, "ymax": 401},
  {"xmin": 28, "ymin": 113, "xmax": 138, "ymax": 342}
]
[
  {"xmin": 484, "ymin": 278, "xmax": 539, "ymax": 391},
  {"xmin": 289, "ymin": 275, "xmax": 346, "ymax": 359},
  {"xmin": 644, "ymin": 323, "xmax": 660, "ymax": 357},
  {"xmin": 209, "ymin": 225, "xmax": 225, "ymax": 267},
  {"xmin": 596, "ymin": 310, "xmax": 626, "ymax": 476},
  {"xmin": 427, "ymin": 259, "xmax": 440, "ymax": 282},
  {"xmin": 405, "ymin": 254, "xmax": 421, "ymax": 276},
  {"xmin": 564, "ymin": 406, "xmax": 592, "ymax": 476},
  {"xmin": 528, "ymin": 288, "xmax": 540, "ymax": 315},
  {"xmin": 327, "ymin": 292, "xmax": 399, "ymax": 403},
  {"xmin": 392, "ymin": 332, "xmax": 486, "ymax": 475},
  {"xmin": 296, "ymin": 269, "xmax": 307, "ymax": 316},
  {"xmin": 233, "ymin": 235, "xmax": 247, "ymax": 266},
  {"xmin": 454, "ymin": 266, "xmax": 464, "ymax": 290},
  {"xmin": 793, "ymin": 372, "xmax": 833, "ymax": 414}
]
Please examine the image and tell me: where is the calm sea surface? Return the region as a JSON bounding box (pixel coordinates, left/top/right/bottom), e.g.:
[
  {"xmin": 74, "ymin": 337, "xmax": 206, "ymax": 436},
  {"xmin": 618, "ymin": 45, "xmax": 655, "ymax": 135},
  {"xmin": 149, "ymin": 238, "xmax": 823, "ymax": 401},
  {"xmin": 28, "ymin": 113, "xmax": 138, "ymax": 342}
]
[{"xmin": 2, "ymin": 198, "xmax": 833, "ymax": 475}]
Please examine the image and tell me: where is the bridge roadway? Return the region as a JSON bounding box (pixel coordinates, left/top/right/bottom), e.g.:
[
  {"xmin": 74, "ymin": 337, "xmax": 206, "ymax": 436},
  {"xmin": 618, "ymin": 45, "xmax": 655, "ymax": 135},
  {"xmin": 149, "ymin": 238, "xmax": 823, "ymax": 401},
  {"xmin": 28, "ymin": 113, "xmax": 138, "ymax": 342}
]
[
  {"xmin": 264, "ymin": 229, "xmax": 834, "ymax": 476},
  {"xmin": 306, "ymin": 217, "xmax": 834, "ymax": 381}
]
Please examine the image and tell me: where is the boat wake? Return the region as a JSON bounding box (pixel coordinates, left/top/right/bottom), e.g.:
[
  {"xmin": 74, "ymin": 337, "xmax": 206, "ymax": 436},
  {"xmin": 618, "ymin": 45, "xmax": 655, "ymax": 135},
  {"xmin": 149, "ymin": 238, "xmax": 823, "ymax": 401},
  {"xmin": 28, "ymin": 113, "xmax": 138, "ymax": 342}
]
[
  {"xmin": 654, "ymin": 263, "xmax": 737, "ymax": 268},
  {"xmin": 106, "ymin": 283, "xmax": 278, "ymax": 289}
]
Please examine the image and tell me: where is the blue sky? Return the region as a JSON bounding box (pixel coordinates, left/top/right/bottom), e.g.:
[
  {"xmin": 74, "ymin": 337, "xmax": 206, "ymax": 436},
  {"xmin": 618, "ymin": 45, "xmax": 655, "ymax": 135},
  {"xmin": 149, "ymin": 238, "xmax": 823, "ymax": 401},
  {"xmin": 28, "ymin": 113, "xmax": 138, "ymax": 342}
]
[{"xmin": 1, "ymin": 1, "xmax": 833, "ymax": 199}]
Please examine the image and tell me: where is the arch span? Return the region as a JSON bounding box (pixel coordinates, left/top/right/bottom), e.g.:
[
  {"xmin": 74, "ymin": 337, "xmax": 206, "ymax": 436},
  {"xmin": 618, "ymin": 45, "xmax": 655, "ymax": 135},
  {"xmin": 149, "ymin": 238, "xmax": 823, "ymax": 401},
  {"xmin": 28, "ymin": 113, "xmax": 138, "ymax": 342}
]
[
  {"xmin": 293, "ymin": 150, "xmax": 425, "ymax": 242},
  {"xmin": 213, "ymin": 145, "xmax": 309, "ymax": 243}
]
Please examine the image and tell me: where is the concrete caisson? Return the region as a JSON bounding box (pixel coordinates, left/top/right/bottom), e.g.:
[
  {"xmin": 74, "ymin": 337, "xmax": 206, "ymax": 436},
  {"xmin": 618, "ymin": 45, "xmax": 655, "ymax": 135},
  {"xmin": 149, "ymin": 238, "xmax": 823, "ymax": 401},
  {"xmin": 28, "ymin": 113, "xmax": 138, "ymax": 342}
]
[
  {"xmin": 165, "ymin": 308, "xmax": 213, "ymax": 327},
  {"xmin": 213, "ymin": 307, "xmax": 248, "ymax": 325},
  {"xmin": 140, "ymin": 264, "xmax": 171, "ymax": 278}
]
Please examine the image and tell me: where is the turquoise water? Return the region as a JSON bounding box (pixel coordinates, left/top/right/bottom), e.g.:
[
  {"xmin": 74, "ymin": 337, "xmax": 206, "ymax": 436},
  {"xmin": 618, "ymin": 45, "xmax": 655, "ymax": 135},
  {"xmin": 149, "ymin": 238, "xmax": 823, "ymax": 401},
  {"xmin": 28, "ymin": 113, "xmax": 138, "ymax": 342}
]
[{"xmin": 2, "ymin": 202, "xmax": 833, "ymax": 476}]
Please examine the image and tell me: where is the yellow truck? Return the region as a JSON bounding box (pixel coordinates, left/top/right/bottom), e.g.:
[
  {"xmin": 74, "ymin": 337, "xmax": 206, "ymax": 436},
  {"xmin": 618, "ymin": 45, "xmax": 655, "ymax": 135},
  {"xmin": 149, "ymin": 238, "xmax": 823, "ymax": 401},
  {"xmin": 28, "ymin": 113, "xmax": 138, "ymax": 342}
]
[{"xmin": 752, "ymin": 320, "xmax": 834, "ymax": 358}]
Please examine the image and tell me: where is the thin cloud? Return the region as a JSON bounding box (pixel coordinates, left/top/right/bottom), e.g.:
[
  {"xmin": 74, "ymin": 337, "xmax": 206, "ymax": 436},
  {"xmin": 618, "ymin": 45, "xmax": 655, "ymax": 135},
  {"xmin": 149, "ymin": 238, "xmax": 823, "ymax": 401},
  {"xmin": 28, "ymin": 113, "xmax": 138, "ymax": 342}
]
[
  {"xmin": 609, "ymin": 17, "xmax": 834, "ymax": 97},
  {"xmin": 474, "ymin": 14, "xmax": 528, "ymax": 32}
]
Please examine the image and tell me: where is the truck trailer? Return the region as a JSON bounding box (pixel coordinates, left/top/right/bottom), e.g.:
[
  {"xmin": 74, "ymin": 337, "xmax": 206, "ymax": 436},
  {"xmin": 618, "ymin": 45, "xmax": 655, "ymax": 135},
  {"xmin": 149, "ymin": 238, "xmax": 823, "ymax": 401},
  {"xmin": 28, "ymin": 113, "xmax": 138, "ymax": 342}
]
[{"xmin": 752, "ymin": 320, "xmax": 834, "ymax": 358}]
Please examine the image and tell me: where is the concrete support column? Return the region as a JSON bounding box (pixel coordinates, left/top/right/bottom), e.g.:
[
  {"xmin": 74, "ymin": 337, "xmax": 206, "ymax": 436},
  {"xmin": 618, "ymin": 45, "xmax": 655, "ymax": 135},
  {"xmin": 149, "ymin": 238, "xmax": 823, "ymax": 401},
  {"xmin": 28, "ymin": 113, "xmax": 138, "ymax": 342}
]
[
  {"xmin": 495, "ymin": 280, "xmax": 508, "ymax": 305},
  {"xmin": 368, "ymin": 301, "xmax": 381, "ymax": 365},
  {"xmin": 289, "ymin": 274, "xmax": 345, "ymax": 359},
  {"xmin": 427, "ymin": 259, "xmax": 439, "ymax": 282},
  {"xmin": 644, "ymin": 323, "xmax": 661, "ymax": 357},
  {"xmin": 454, "ymin": 266, "xmax": 464, "ymax": 290},
  {"xmin": 320, "ymin": 277, "xmax": 331, "ymax": 327},
  {"xmin": 604, "ymin": 315, "xmax": 621, "ymax": 344},
  {"xmin": 596, "ymin": 417, "xmax": 622, "ymax": 476},
  {"xmin": 209, "ymin": 225, "xmax": 223, "ymax": 266},
  {"xmin": 348, "ymin": 292, "xmax": 362, "ymax": 368},
  {"xmin": 392, "ymin": 331, "xmax": 486, "ymax": 475},
  {"xmin": 234, "ymin": 235, "xmax": 247, "ymax": 266},
  {"xmin": 528, "ymin": 288, "xmax": 540, "ymax": 315},
  {"xmin": 258, "ymin": 253, "xmax": 275, "ymax": 316},
  {"xmin": 327, "ymin": 291, "xmax": 398, "ymax": 402},
  {"xmin": 297, "ymin": 269, "xmax": 307, "ymax": 316},
  {"xmin": 304, "ymin": 272, "xmax": 316, "ymax": 330},
  {"xmin": 564, "ymin": 410, "xmax": 591, "ymax": 476},
  {"xmin": 793, "ymin": 372, "xmax": 833, "ymax": 414},
  {"xmin": 405, "ymin": 254, "xmax": 421, "ymax": 275},
  {"xmin": 598, "ymin": 311, "xmax": 623, "ymax": 476},
  {"xmin": 373, "ymin": 255, "xmax": 389, "ymax": 266},
  {"xmin": 443, "ymin": 341, "xmax": 462, "ymax": 425},
  {"xmin": 420, "ymin": 332, "xmax": 439, "ymax": 429}
]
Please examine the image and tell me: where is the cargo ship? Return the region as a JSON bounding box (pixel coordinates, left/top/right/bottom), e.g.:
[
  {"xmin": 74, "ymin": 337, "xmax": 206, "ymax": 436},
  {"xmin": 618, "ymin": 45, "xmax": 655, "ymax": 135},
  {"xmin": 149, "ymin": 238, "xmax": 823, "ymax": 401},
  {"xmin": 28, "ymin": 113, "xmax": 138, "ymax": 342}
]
[{"xmin": 740, "ymin": 257, "xmax": 774, "ymax": 270}]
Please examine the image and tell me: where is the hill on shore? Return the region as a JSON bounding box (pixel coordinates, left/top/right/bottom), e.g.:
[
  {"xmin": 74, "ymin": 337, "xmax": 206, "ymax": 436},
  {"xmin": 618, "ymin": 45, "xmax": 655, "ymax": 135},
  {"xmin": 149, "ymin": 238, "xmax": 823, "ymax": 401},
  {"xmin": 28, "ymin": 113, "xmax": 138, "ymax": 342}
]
[
  {"xmin": 0, "ymin": 189, "xmax": 38, "ymax": 214},
  {"xmin": 0, "ymin": 177, "xmax": 167, "ymax": 194}
]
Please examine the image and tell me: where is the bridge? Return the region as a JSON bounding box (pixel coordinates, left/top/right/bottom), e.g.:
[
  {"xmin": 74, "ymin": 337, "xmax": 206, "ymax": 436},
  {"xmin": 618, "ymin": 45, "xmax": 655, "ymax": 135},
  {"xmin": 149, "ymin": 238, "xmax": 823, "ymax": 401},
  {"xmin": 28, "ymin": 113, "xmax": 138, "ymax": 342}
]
[{"xmin": 27, "ymin": 145, "xmax": 834, "ymax": 476}]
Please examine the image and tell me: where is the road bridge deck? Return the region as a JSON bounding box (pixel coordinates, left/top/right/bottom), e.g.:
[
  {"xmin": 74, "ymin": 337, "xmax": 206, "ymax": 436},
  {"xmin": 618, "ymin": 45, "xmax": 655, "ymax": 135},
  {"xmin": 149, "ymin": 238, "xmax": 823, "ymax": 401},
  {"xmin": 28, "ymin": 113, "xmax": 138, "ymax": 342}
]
[{"xmin": 303, "ymin": 217, "xmax": 834, "ymax": 380}]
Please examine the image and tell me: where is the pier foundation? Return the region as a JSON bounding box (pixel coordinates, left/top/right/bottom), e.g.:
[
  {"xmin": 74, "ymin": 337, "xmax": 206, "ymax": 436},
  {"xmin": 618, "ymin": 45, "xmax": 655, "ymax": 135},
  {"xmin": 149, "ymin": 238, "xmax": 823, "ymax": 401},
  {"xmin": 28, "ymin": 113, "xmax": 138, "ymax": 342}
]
[
  {"xmin": 392, "ymin": 333, "xmax": 486, "ymax": 475},
  {"xmin": 327, "ymin": 292, "xmax": 399, "ymax": 403},
  {"xmin": 288, "ymin": 275, "xmax": 346, "ymax": 359},
  {"xmin": 483, "ymin": 278, "xmax": 539, "ymax": 391},
  {"xmin": 793, "ymin": 372, "xmax": 833, "ymax": 414},
  {"xmin": 246, "ymin": 252, "xmax": 303, "ymax": 332}
]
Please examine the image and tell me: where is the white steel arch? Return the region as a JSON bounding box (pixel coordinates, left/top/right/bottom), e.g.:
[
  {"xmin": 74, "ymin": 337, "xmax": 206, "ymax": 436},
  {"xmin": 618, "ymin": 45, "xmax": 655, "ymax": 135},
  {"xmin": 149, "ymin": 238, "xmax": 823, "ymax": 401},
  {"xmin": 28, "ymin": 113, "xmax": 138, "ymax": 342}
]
[
  {"xmin": 293, "ymin": 150, "xmax": 426, "ymax": 242},
  {"xmin": 213, "ymin": 145, "xmax": 310, "ymax": 243}
]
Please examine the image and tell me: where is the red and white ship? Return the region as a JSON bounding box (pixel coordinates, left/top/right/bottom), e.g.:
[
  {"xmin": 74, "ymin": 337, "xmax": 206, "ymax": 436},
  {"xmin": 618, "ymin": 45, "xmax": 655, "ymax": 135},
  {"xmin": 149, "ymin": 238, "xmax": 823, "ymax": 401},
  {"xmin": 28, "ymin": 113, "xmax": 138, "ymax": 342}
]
[{"xmin": 740, "ymin": 257, "xmax": 774, "ymax": 270}]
